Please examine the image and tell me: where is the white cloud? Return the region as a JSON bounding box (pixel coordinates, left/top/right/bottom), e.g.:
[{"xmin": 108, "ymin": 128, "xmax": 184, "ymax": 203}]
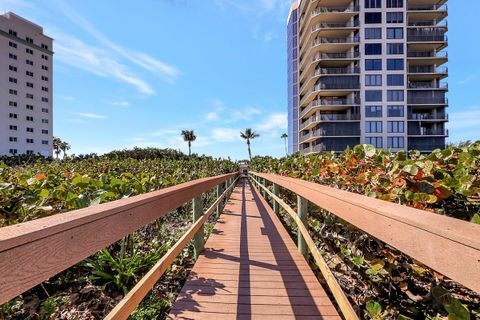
[
  {"xmin": 111, "ymin": 100, "xmax": 130, "ymax": 107},
  {"xmin": 448, "ymin": 106, "xmax": 480, "ymax": 130},
  {"xmin": 51, "ymin": 0, "xmax": 179, "ymax": 83},
  {"xmin": 206, "ymin": 112, "xmax": 220, "ymax": 121},
  {"xmin": 212, "ymin": 128, "xmax": 241, "ymax": 142},
  {"xmin": 77, "ymin": 112, "xmax": 107, "ymax": 119},
  {"xmin": 257, "ymin": 113, "xmax": 287, "ymax": 131}
]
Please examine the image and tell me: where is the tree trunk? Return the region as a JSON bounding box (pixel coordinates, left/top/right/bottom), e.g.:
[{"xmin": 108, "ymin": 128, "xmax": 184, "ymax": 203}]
[
  {"xmin": 247, "ymin": 141, "xmax": 252, "ymax": 161},
  {"xmin": 188, "ymin": 141, "xmax": 191, "ymax": 157},
  {"xmin": 284, "ymin": 139, "xmax": 288, "ymax": 157}
]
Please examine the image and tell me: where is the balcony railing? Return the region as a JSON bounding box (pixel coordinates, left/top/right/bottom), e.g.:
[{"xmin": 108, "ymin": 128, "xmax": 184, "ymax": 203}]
[
  {"xmin": 409, "ymin": 66, "xmax": 448, "ymax": 74},
  {"xmin": 408, "ymin": 4, "xmax": 448, "ymax": 11},
  {"xmin": 407, "ymin": 51, "xmax": 448, "ymax": 58},
  {"xmin": 312, "ymin": 6, "xmax": 359, "ymax": 16},
  {"xmin": 301, "ymin": 127, "xmax": 361, "ymax": 140},
  {"xmin": 313, "ymin": 21, "xmax": 360, "ymax": 32},
  {"xmin": 409, "ymin": 128, "xmax": 449, "ymax": 136},
  {"xmin": 408, "ymin": 96, "xmax": 448, "ymax": 104},
  {"xmin": 312, "ymin": 67, "xmax": 361, "ymax": 77},
  {"xmin": 312, "ymin": 82, "xmax": 360, "ymax": 91},
  {"xmin": 407, "ymin": 34, "xmax": 447, "ymax": 42},
  {"xmin": 408, "ymin": 82, "xmax": 448, "ymax": 89},
  {"xmin": 300, "ymin": 98, "xmax": 361, "ymax": 118},
  {"xmin": 313, "ymin": 36, "xmax": 360, "ymax": 46},
  {"xmin": 409, "ymin": 113, "xmax": 449, "ymax": 120}
]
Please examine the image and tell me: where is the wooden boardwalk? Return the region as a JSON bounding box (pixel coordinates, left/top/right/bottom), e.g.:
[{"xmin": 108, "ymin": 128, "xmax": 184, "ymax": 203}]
[{"xmin": 168, "ymin": 179, "xmax": 341, "ymax": 319}]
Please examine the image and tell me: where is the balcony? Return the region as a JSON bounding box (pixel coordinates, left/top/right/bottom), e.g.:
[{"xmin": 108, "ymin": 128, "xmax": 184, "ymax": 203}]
[
  {"xmin": 408, "ymin": 4, "xmax": 448, "ymax": 11},
  {"xmin": 300, "ymin": 126, "xmax": 361, "ymax": 141},
  {"xmin": 312, "ymin": 21, "xmax": 360, "ymax": 32},
  {"xmin": 407, "ymin": 96, "xmax": 448, "ymax": 105},
  {"xmin": 312, "ymin": 67, "xmax": 360, "ymax": 77},
  {"xmin": 312, "ymin": 6, "xmax": 359, "ymax": 17},
  {"xmin": 408, "ymin": 113, "xmax": 448, "ymax": 121},
  {"xmin": 320, "ymin": 52, "xmax": 360, "ymax": 60},
  {"xmin": 407, "ymin": 51, "xmax": 448, "ymax": 58},
  {"xmin": 300, "ymin": 98, "xmax": 360, "ymax": 118},
  {"xmin": 407, "ymin": 33, "xmax": 447, "ymax": 42},
  {"xmin": 408, "ymin": 20, "xmax": 448, "ymax": 27},
  {"xmin": 408, "ymin": 128, "xmax": 449, "ymax": 136},
  {"xmin": 408, "ymin": 66, "xmax": 448, "ymax": 74},
  {"xmin": 313, "ymin": 81, "xmax": 360, "ymax": 91},
  {"xmin": 408, "ymin": 82, "xmax": 448, "ymax": 90},
  {"xmin": 312, "ymin": 36, "xmax": 360, "ymax": 46}
]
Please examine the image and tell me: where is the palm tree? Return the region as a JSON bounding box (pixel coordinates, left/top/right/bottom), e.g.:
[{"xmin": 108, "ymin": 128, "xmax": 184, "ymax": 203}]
[
  {"xmin": 61, "ymin": 141, "xmax": 71, "ymax": 159},
  {"xmin": 53, "ymin": 137, "xmax": 62, "ymax": 159},
  {"xmin": 240, "ymin": 128, "xmax": 260, "ymax": 161},
  {"xmin": 181, "ymin": 130, "xmax": 197, "ymax": 156},
  {"xmin": 281, "ymin": 133, "xmax": 288, "ymax": 157}
]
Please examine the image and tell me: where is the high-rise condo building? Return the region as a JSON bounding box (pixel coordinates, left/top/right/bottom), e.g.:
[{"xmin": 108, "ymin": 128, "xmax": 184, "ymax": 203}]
[
  {"xmin": 287, "ymin": 0, "xmax": 448, "ymax": 154},
  {"xmin": 1, "ymin": 12, "xmax": 53, "ymax": 157}
]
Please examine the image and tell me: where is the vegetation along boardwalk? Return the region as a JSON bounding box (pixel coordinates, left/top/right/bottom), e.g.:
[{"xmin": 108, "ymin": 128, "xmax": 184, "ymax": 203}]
[{"xmin": 168, "ymin": 179, "xmax": 341, "ymax": 319}]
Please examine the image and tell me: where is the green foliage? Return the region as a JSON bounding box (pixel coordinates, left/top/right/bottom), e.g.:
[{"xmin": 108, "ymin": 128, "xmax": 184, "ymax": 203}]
[{"xmin": 366, "ymin": 301, "xmax": 382, "ymax": 319}]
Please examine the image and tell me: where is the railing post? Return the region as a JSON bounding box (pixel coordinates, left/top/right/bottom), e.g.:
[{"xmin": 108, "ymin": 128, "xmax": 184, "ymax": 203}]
[
  {"xmin": 261, "ymin": 178, "xmax": 267, "ymax": 198},
  {"xmin": 273, "ymin": 183, "xmax": 280, "ymax": 214},
  {"xmin": 297, "ymin": 195, "xmax": 308, "ymax": 258},
  {"xmin": 192, "ymin": 195, "xmax": 204, "ymax": 259},
  {"xmin": 215, "ymin": 183, "xmax": 222, "ymax": 218}
]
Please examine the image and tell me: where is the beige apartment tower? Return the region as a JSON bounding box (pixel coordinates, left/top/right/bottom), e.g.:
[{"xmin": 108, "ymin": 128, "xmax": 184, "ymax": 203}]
[
  {"xmin": 1, "ymin": 12, "xmax": 53, "ymax": 157},
  {"xmin": 287, "ymin": 0, "xmax": 448, "ymax": 153}
]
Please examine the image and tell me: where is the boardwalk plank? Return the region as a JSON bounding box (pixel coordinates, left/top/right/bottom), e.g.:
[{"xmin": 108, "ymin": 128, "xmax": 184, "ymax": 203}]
[{"xmin": 168, "ymin": 179, "xmax": 340, "ymax": 319}]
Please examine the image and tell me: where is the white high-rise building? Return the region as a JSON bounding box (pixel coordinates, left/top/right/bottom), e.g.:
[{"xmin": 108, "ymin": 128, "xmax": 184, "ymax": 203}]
[
  {"xmin": 288, "ymin": 0, "xmax": 448, "ymax": 153},
  {"xmin": 1, "ymin": 12, "xmax": 53, "ymax": 157}
]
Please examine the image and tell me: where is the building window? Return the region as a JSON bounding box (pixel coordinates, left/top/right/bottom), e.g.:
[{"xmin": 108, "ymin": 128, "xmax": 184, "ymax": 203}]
[
  {"xmin": 42, "ymin": 129, "xmax": 49, "ymax": 134},
  {"xmin": 26, "ymin": 116, "xmax": 34, "ymax": 122},
  {"xmin": 387, "ymin": 43, "xmax": 404, "ymax": 55},
  {"xmin": 387, "ymin": 90, "xmax": 404, "ymax": 101},
  {"xmin": 366, "ymin": 121, "xmax": 383, "ymax": 133},
  {"xmin": 9, "ymin": 77, "xmax": 17, "ymax": 84},
  {"xmin": 27, "ymin": 127, "xmax": 34, "ymax": 132},
  {"xmin": 365, "ymin": 43, "xmax": 382, "ymax": 55},
  {"xmin": 9, "ymin": 125, "xmax": 18, "ymax": 131},
  {"xmin": 9, "ymin": 137, "xmax": 17, "ymax": 142},
  {"xmin": 365, "ymin": 59, "xmax": 382, "ymax": 71},
  {"xmin": 26, "ymin": 36, "xmax": 34, "ymax": 44},
  {"xmin": 42, "ymin": 119, "xmax": 49, "ymax": 124},
  {"xmin": 42, "ymin": 97, "xmax": 49, "ymax": 102},
  {"xmin": 9, "ymin": 29, "xmax": 18, "ymax": 36},
  {"xmin": 26, "ymin": 93, "xmax": 34, "ymax": 99},
  {"xmin": 41, "ymin": 86, "xmax": 48, "ymax": 92},
  {"xmin": 42, "ymin": 76, "xmax": 49, "ymax": 81},
  {"xmin": 9, "ymin": 101, "xmax": 17, "ymax": 107},
  {"xmin": 9, "ymin": 65, "xmax": 17, "ymax": 72},
  {"xmin": 26, "ymin": 71, "xmax": 34, "ymax": 77},
  {"xmin": 9, "ymin": 113, "xmax": 18, "ymax": 119},
  {"xmin": 9, "ymin": 149, "xmax": 18, "ymax": 155},
  {"xmin": 365, "ymin": 74, "xmax": 382, "ymax": 86},
  {"xmin": 388, "ymin": 136, "xmax": 405, "ymax": 148},
  {"xmin": 42, "ymin": 44, "xmax": 49, "ymax": 50},
  {"xmin": 41, "ymin": 108, "xmax": 49, "ymax": 113},
  {"xmin": 26, "ymin": 138, "xmax": 34, "ymax": 144},
  {"xmin": 26, "ymin": 82, "xmax": 34, "ymax": 88},
  {"xmin": 366, "ymin": 90, "xmax": 382, "ymax": 102},
  {"xmin": 366, "ymin": 106, "xmax": 383, "ymax": 117},
  {"xmin": 26, "ymin": 59, "xmax": 34, "ymax": 66},
  {"xmin": 366, "ymin": 137, "xmax": 383, "ymax": 148},
  {"xmin": 387, "ymin": 0, "xmax": 403, "ymax": 8},
  {"xmin": 9, "ymin": 53, "xmax": 17, "ymax": 60},
  {"xmin": 9, "ymin": 41, "xmax": 17, "ymax": 48},
  {"xmin": 387, "ymin": 12, "xmax": 403, "ymax": 23},
  {"xmin": 26, "ymin": 105, "xmax": 34, "ymax": 110},
  {"xmin": 9, "ymin": 89, "xmax": 18, "ymax": 95},
  {"xmin": 365, "ymin": 28, "xmax": 382, "ymax": 39},
  {"xmin": 387, "ymin": 59, "xmax": 404, "ymax": 70},
  {"xmin": 365, "ymin": 12, "xmax": 382, "ymax": 24},
  {"xmin": 26, "ymin": 48, "xmax": 34, "ymax": 54},
  {"xmin": 41, "ymin": 54, "xmax": 49, "ymax": 60},
  {"xmin": 387, "ymin": 74, "xmax": 404, "ymax": 86},
  {"xmin": 388, "ymin": 121, "xmax": 405, "ymax": 133},
  {"xmin": 365, "ymin": 0, "xmax": 381, "ymax": 8},
  {"xmin": 42, "ymin": 65, "xmax": 49, "ymax": 71},
  {"xmin": 26, "ymin": 150, "xmax": 34, "ymax": 155},
  {"xmin": 387, "ymin": 27, "xmax": 404, "ymax": 39},
  {"xmin": 387, "ymin": 105, "xmax": 404, "ymax": 117},
  {"xmin": 42, "ymin": 140, "xmax": 49, "ymax": 145}
]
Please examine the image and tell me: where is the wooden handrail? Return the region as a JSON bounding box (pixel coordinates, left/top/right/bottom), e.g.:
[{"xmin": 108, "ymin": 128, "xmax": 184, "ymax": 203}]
[
  {"xmin": 106, "ymin": 176, "xmax": 239, "ymax": 320},
  {"xmin": 0, "ymin": 173, "xmax": 237, "ymax": 305},
  {"xmin": 250, "ymin": 175, "xmax": 358, "ymax": 320},
  {"xmin": 251, "ymin": 172, "xmax": 480, "ymax": 294}
]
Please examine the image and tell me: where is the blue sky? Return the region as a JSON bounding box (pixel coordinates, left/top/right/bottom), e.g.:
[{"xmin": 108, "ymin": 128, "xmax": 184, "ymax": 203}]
[{"xmin": 1, "ymin": 0, "xmax": 479, "ymax": 159}]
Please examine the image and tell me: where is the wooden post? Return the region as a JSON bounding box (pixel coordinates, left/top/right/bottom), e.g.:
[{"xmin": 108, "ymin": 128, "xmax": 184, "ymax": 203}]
[
  {"xmin": 192, "ymin": 195, "xmax": 204, "ymax": 259},
  {"xmin": 261, "ymin": 178, "xmax": 267, "ymax": 198},
  {"xmin": 216, "ymin": 183, "xmax": 222, "ymax": 218},
  {"xmin": 273, "ymin": 183, "xmax": 280, "ymax": 214},
  {"xmin": 297, "ymin": 195, "xmax": 308, "ymax": 258}
]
